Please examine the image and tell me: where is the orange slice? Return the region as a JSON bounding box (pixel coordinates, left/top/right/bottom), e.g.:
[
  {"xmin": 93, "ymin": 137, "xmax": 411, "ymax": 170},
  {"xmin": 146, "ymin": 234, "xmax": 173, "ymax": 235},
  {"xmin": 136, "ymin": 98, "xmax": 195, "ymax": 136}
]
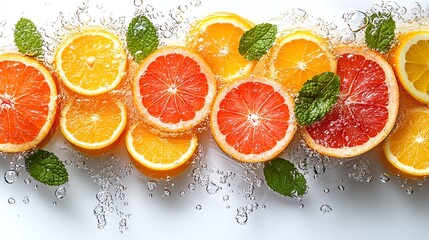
[
  {"xmin": 210, "ymin": 76, "xmax": 296, "ymax": 162},
  {"xmin": 266, "ymin": 29, "xmax": 336, "ymax": 94},
  {"xmin": 60, "ymin": 97, "xmax": 127, "ymax": 151},
  {"xmin": 55, "ymin": 28, "xmax": 127, "ymax": 96},
  {"xmin": 0, "ymin": 54, "xmax": 58, "ymax": 152},
  {"xmin": 132, "ymin": 46, "xmax": 216, "ymax": 133},
  {"xmin": 126, "ymin": 122, "xmax": 198, "ymax": 178},
  {"xmin": 383, "ymin": 106, "xmax": 429, "ymax": 176},
  {"xmin": 304, "ymin": 47, "xmax": 399, "ymax": 158},
  {"xmin": 389, "ymin": 30, "xmax": 429, "ymax": 104},
  {"xmin": 187, "ymin": 12, "xmax": 256, "ymax": 84}
]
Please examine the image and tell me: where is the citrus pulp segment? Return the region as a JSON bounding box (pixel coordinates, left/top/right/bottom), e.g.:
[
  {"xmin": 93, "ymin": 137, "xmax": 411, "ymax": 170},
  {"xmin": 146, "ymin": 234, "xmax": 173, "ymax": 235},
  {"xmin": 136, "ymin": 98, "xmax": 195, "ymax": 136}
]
[
  {"xmin": 389, "ymin": 30, "xmax": 429, "ymax": 104},
  {"xmin": 304, "ymin": 47, "xmax": 399, "ymax": 158},
  {"xmin": 0, "ymin": 54, "xmax": 58, "ymax": 153},
  {"xmin": 132, "ymin": 46, "xmax": 217, "ymax": 133},
  {"xmin": 187, "ymin": 12, "xmax": 256, "ymax": 84},
  {"xmin": 54, "ymin": 28, "xmax": 128, "ymax": 96},
  {"xmin": 383, "ymin": 107, "xmax": 429, "ymax": 176},
  {"xmin": 126, "ymin": 122, "xmax": 198, "ymax": 178},
  {"xmin": 60, "ymin": 97, "xmax": 127, "ymax": 151},
  {"xmin": 266, "ymin": 29, "xmax": 336, "ymax": 94},
  {"xmin": 210, "ymin": 76, "xmax": 296, "ymax": 162}
]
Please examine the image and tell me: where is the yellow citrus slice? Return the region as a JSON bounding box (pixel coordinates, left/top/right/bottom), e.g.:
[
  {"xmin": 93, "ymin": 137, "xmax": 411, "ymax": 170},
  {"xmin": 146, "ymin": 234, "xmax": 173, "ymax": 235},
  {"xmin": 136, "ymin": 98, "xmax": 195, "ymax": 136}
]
[
  {"xmin": 60, "ymin": 97, "xmax": 127, "ymax": 151},
  {"xmin": 389, "ymin": 30, "xmax": 429, "ymax": 104},
  {"xmin": 55, "ymin": 28, "xmax": 127, "ymax": 96},
  {"xmin": 383, "ymin": 107, "xmax": 429, "ymax": 176},
  {"xmin": 266, "ymin": 29, "xmax": 336, "ymax": 94},
  {"xmin": 125, "ymin": 122, "xmax": 198, "ymax": 178},
  {"xmin": 187, "ymin": 12, "xmax": 256, "ymax": 85}
]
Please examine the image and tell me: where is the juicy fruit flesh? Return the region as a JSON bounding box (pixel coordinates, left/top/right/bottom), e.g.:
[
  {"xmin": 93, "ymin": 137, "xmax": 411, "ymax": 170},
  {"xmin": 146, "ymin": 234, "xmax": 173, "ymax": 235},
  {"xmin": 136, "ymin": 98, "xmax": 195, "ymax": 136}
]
[
  {"xmin": 388, "ymin": 109, "xmax": 429, "ymax": 170},
  {"xmin": 274, "ymin": 38, "xmax": 333, "ymax": 93},
  {"xmin": 306, "ymin": 53, "xmax": 389, "ymax": 148},
  {"xmin": 190, "ymin": 23, "xmax": 250, "ymax": 78},
  {"xmin": 217, "ymin": 81, "xmax": 290, "ymax": 154},
  {"xmin": 60, "ymin": 35, "xmax": 123, "ymax": 90},
  {"xmin": 139, "ymin": 53, "xmax": 209, "ymax": 124},
  {"xmin": 0, "ymin": 60, "xmax": 50, "ymax": 144},
  {"xmin": 405, "ymin": 39, "xmax": 429, "ymax": 94}
]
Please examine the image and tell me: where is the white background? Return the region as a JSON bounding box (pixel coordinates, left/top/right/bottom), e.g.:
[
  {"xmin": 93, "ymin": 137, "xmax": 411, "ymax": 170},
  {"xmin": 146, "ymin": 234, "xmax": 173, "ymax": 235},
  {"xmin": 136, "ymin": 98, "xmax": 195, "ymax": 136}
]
[{"xmin": 0, "ymin": 0, "xmax": 426, "ymax": 239}]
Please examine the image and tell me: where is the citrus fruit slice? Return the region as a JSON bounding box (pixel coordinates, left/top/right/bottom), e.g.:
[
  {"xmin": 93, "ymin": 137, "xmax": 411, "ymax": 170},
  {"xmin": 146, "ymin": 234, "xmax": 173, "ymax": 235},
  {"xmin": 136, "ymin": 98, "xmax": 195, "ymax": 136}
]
[
  {"xmin": 383, "ymin": 107, "xmax": 429, "ymax": 176},
  {"xmin": 0, "ymin": 54, "xmax": 58, "ymax": 152},
  {"xmin": 266, "ymin": 29, "xmax": 336, "ymax": 94},
  {"xmin": 60, "ymin": 97, "xmax": 127, "ymax": 152},
  {"xmin": 304, "ymin": 47, "xmax": 399, "ymax": 158},
  {"xmin": 55, "ymin": 28, "xmax": 127, "ymax": 96},
  {"xmin": 389, "ymin": 30, "xmax": 429, "ymax": 104},
  {"xmin": 126, "ymin": 121, "xmax": 198, "ymax": 178},
  {"xmin": 187, "ymin": 12, "xmax": 256, "ymax": 84},
  {"xmin": 210, "ymin": 76, "xmax": 296, "ymax": 162},
  {"xmin": 133, "ymin": 46, "xmax": 216, "ymax": 133}
]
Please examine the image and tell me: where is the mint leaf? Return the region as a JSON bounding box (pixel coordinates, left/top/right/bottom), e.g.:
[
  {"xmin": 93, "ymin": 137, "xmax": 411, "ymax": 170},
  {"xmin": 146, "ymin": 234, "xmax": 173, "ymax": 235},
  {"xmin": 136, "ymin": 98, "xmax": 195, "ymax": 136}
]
[
  {"xmin": 14, "ymin": 18, "xmax": 44, "ymax": 57},
  {"xmin": 365, "ymin": 12, "xmax": 395, "ymax": 53},
  {"xmin": 126, "ymin": 15, "xmax": 159, "ymax": 63},
  {"xmin": 25, "ymin": 150, "xmax": 68, "ymax": 186},
  {"xmin": 239, "ymin": 23, "xmax": 277, "ymax": 61},
  {"xmin": 264, "ymin": 158, "xmax": 307, "ymax": 197},
  {"xmin": 294, "ymin": 72, "xmax": 340, "ymax": 125}
]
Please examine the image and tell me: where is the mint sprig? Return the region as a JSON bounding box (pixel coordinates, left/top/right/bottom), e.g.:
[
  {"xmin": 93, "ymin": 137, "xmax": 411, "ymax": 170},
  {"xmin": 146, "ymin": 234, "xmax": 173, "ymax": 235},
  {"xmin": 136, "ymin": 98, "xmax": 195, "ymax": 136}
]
[
  {"xmin": 365, "ymin": 12, "xmax": 395, "ymax": 53},
  {"xmin": 294, "ymin": 72, "xmax": 340, "ymax": 125},
  {"xmin": 239, "ymin": 23, "xmax": 277, "ymax": 61},
  {"xmin": 264, "ymin": 158, "xmax": 307, "ymax": 197},
  {"xmin": 14, "ymin": 18, "xmax": 44, "ymax": 57},
  {"xmin": 25, "ymin": 150, "xmax": 68, "ymax": 186},
  {"xmin": 126, "ymin": 15, "xmax": 159, "ymax": 63}
]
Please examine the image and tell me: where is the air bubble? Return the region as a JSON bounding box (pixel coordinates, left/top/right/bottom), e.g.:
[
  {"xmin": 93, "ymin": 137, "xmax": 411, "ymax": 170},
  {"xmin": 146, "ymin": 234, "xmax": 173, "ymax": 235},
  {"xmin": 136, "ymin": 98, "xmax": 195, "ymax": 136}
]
[
  {"xmin": 55, "ymin": 186, "xmax": 67, "ymax": 199},
  {"xmin": 196, "ymin": 204, "xmax": 202, "ymax": 210},
  {"xmin": 380, "ymin": 173, "xmax": 390, "ymax": 183},
  {"xmin": 23, "ymin": 196, "xmax": 30, "ymax": 204},
  {"xmin": 406, "ymin": 186, "xmax": 414, "ymax": 195},
  {"xmin": 8, "ymin": 197, "xmax": 15, "ymax": 204},
  {"xmin": 4, "ymin": 170, "xmax": 18, "ymax": 184},
  {"xmin": 147, "ymin": 181, "xmax": 157, "ymax": 191},
  {"xmin": 320, "ymin": 204, "xmax": 332, "ymax": 214}
]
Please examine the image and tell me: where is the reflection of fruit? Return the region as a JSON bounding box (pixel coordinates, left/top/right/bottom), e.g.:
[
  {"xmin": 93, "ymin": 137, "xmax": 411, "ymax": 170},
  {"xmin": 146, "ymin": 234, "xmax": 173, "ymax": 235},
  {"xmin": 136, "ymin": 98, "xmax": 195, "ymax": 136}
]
[
  {"xmin": 266, "ymin": 30, "xmax": 336, "ymax": 94},
  {"xmin": 55, "ymin": 28, "xmax": 127, "ymax": 96},
  {"xmin": 383, "ymin": 107, "xmax": 429, "ymax": 176},
  {"xmin": 0, "ymin": 54, "xmax": 58, "ymax": 152},
  {"xmin": 210, "ymin": 76, "xmax": 296, "ymax": 162},
  {"xmin": 126, "ymin": 122, "xmax": 198, "ymax": 179},
  {"xmin": 304, "ymin": 47, "xmax": 399, "ymax": 158},
  {"xmin": 133, "ymin": 46, "xmax": 216, "ymax": 133},
  {"xmin": 60, "ymin": 97, "xmax": 127, "ymax": 152},
  {"xmin": 187, "ymin": 12, "xmax": 255, "ymax": 84}
]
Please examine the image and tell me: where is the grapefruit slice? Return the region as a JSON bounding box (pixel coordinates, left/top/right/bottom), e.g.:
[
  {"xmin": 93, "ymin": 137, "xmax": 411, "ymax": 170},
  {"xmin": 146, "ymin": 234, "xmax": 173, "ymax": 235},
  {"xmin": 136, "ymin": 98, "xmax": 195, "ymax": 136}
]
[
  {"xmin": 0, "ymin": 54, "xmax": 58, "ymax": 152},
  {"xmin": 304, "ymin": 47, "xmax": 399, "ymax": 158},
  {"xmin": 132, "ymin": 46, "xmax": 217, "ymax": 133},
  {"xmin": 210, "ymin": 76, "xmax": 296, "ymax": 162}
]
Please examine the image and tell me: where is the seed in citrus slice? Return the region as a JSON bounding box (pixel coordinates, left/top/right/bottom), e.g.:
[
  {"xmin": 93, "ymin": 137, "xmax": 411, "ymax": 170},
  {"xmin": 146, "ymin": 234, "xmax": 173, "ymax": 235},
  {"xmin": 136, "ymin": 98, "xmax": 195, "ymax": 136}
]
[
  {"xmin": 304, "ymin": 47, "xmax": 399, "ymax": 158},
  {"xmin": 266, "ymin": 29, "xmax": 336, "ymax": 94},
  {"xmin": 126, "ymin": 122, "xmax": 198, "ymax": 179},
  {"xmin": 55, "ymin": 28, "xmax": 127, "ymax": 96},
  {"xmin": 187, "ymin": 12, "xmax": 256, "ymax": 84},
  {"xmin": 383, "ymin": 107, "xmax": 429, "ymax": 176},
  {"xmin": 210, "ymin": 76, "xmax": 296, "ymax": 162},
  {"xmin": 60, "ymin": 97, "xmax": 127, "ymax": 152},
  {"xmin": 0, "ymin": 54, "xmax": 58, "ymax": 152},
  {"xmin": 133, "ymin": 46, "xmax": 216, "ymax": 133},
  {"xmin": 389, "ymin": 30, "xmax": 429, "ymax": 104}
]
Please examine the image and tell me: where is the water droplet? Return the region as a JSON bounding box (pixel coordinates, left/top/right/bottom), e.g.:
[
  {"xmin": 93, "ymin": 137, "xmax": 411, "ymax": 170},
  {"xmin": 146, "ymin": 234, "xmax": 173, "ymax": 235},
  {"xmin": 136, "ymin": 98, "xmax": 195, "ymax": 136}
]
[
  {"xmin": 96, "ymin": 214, "xmax": 107, "ymax": 229},
  {"xmin": 299, "ymin": 203, "xmax": 304, "ymax": 208},
  {"xmin": 24, "ymin": 178, "xmax": 31, "ymax": 184},
  {"xmin": 223, "ymin": 195, "xmax": 229, "ymax": 201},
  {"xmin": 165, "ymin": 176, "xmax": 171, "ymax": 182},
  {"xmin": 188, "ymin": 183, "xmax": 196, "ymax": 191},
  {"xmin": 23, "ymin": 196, "xmax": 29, "ymax": 204},
  {"xmin": 8, "ymin": 197, "xmax": 15, "ymax": 204},
  {"xmin": 320, "ymin": 204, "xmax": 332, "ymax": 214},
  {"xmin": 4, "ymin": 170, "xmax": 18, "ymax": 184},
  {"xmin": 314, "ymin": 161, "xmax": 325, "ymax": 176},
  {"xmin": 261, "ymin": 204, "xmax": 266, "ymax": 209},
  {"xmin": 148, "ymin": 193, "xmax": 153, "ymax": 198},
  {"xmin": 96, "ymin": 191, "xmax": 111, "ymax": 203},
  {"xmin": 366, "ymin": 176, "xmax": 373, "ymax": 183},
  {"xmin": 34, "ymin": 184, "xmax": 38, "ymax": 189},
  {"xmin": 134, "ymin": 0, "xmax": 144, "ymax": 7},
  {"xmin": 380, "ymin": 173, "xmax": 390, "ymax": 183},
  {"xmin": 196, "ymin": 204, "xmax": 202, "ymax": 210},
  {"xmin": 206, "ymin": 182, "xmax": 221, "ymax": 195},
  {"xmin": 406, "ymin": 186, "xmax": 414, "ymax": 195},
  {"xmin": 235, "ymin": 208, "xmax": 248, "ymax": 225},
  {"xmin": 146, "ymin": 181, "xmax": 157, "ymax": 191},
  {"xmin": 338, "ymin": 185, "xmax": 345, "ymax": 191},
  {"xmin": 94, "ymin": 205, "xmax": 104, "ymax": 215},
  {"xmin": 53, "ymin": 201, "xmax": 57, "ymax": 205},
  {"xmin": 324, "ymin": 188, "xmax": 330, "ymax": 193},
  {"xmin": 179, "ymin": 191, "xmax": 185, "ymax": 197},
  {"xmin": 226, "ymin": 205, "xmax": 230, "ymax": 209},
  {"xmin": 119, "ymin": 218, "xmax": 127, "ymax": 229},
  {"xmin": 342, "ymin": 10, "xmax": 369, "ymax": 32},
  {"xmin": 55, "ymin": 186, "xmax": 67, "ymax": 199},
  {"xmin": 163, "ymin": 189, "xmax": 171, "ymax": 197},
  {"xmin": 145, "ymin": 4, "xmax": 154, "ymax": 12}
]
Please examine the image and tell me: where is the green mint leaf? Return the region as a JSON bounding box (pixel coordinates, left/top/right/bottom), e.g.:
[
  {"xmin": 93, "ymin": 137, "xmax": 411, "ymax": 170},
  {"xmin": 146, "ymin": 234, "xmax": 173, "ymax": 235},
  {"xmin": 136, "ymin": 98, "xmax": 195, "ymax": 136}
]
[
  {"xmin": 239, "ymin": 23, "xmax": 277, "ymax": 61},
  {"xmin": 294, "ymin": 72, "xmax": 340, "ymax": 125},
  {"xmin": 264, "ymin": 158, "xmax": 307, "ymax": 197},
  {"xmin": 14, "ymin": 18, "xmax": 44, "ymax": 57},
  {"xmin": 365, "ymin": 12, "xmax": 395, "ymax": 53},
  {"xmin": 25, "ymin": 150, "xmax": 68, "ymax": 186},
  {"xmin": 126, "ymin": 15, "xmax": 159, "ymax": 63}
]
